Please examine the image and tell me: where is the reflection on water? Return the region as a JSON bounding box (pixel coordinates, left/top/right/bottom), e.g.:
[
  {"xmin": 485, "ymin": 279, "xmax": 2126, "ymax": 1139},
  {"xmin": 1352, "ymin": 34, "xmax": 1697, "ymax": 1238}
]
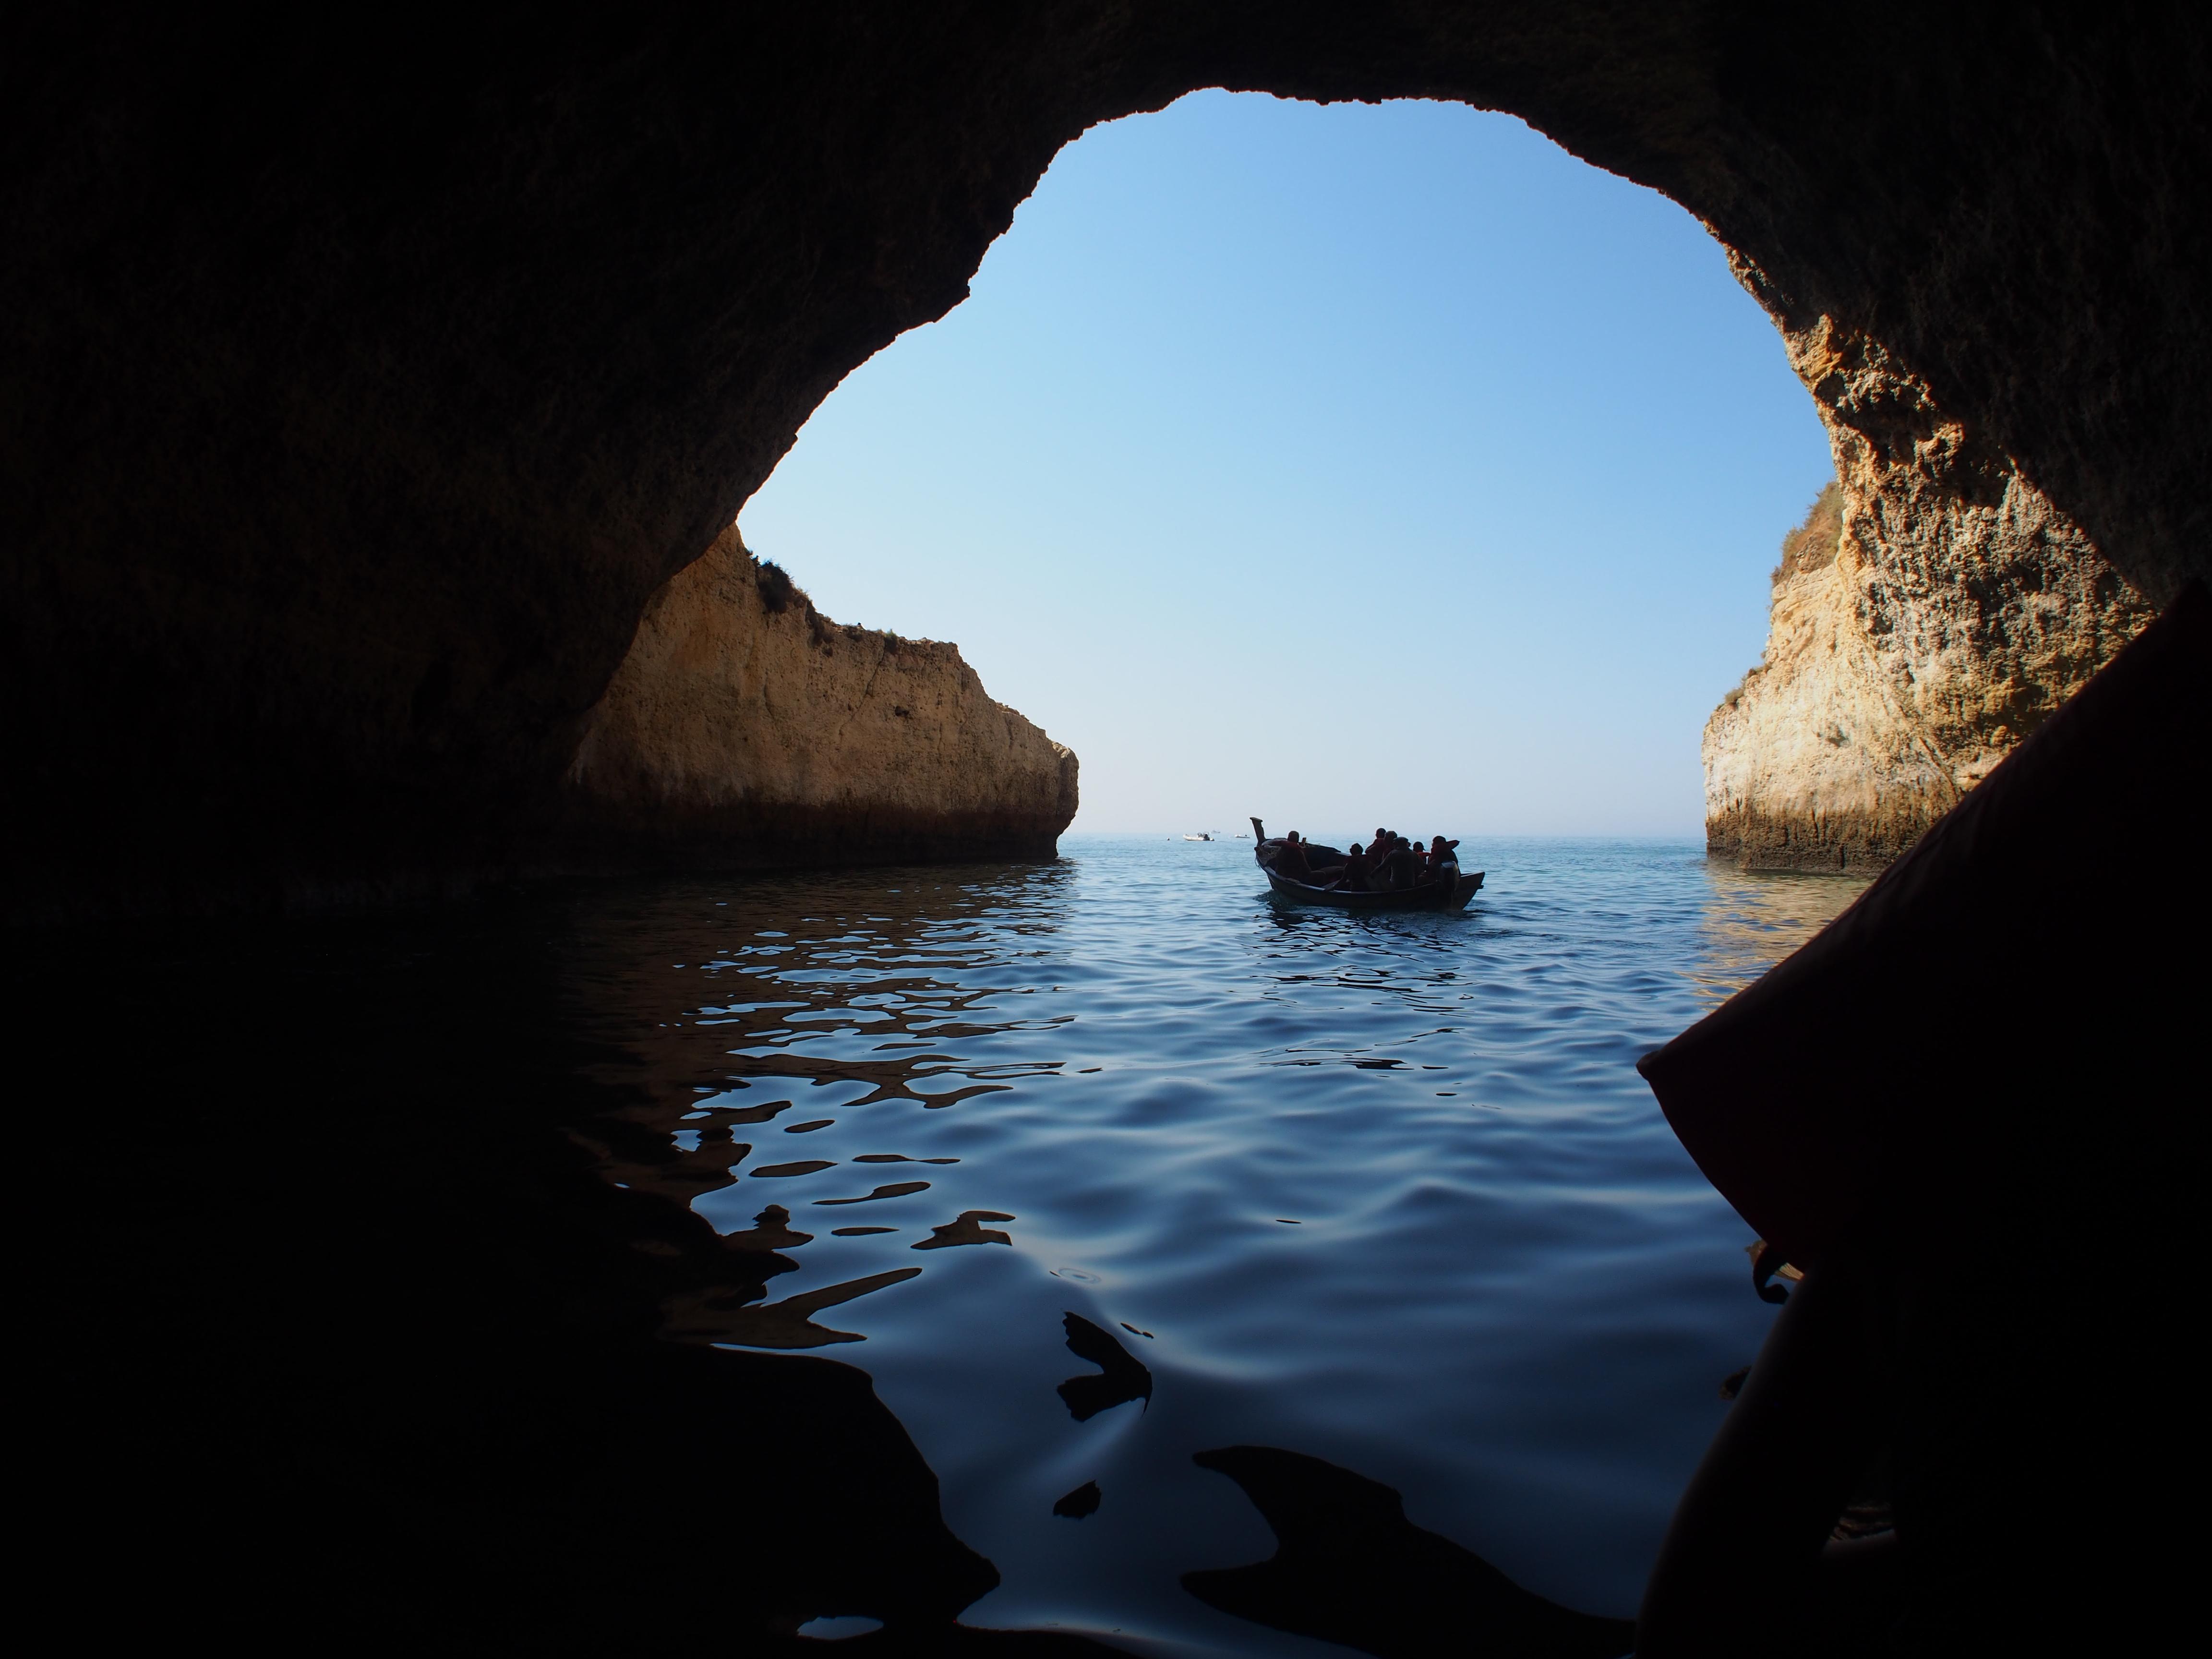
[
  {"xmin": 1690, "ymin": 863, "xmax": 1870, "ymax": 1010},
  {"xmin": 1058, "ymin": 1313, "xmax": 1155, "ymax": 1421},
  {"xmin": 1185, "ymin": 1446, "xmax": 1637, "ymax": 1659},
  {"xmin": 52, "ymin": 836, "xmax": 1859, "ymax": 1654},
  {"xmin": 543, "ymin": 837, "xmax": 1862, "ymax": 1649}
]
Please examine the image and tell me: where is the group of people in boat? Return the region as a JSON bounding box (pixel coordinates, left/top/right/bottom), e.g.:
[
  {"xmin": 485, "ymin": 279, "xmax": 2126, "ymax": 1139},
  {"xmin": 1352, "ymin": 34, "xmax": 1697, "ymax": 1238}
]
[{"xmin": 1271, "ymin": 827, "xmax": 1461, "ymax": 892}]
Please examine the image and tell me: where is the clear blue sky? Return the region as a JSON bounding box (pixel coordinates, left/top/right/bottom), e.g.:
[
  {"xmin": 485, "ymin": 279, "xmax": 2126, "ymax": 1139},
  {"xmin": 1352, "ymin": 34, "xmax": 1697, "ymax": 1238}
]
[{"xmin": 742, "ymin": 93, "xmax": 1833, "ymax": 838}]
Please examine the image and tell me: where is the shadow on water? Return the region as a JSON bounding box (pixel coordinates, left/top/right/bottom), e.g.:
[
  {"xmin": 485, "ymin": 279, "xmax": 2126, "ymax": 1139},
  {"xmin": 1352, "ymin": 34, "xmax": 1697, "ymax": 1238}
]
[
  {"xmin": 1058, "ymin": 1313, "xmax": 1154, "ymax": 1421},
  {"xmin": 40, "ymin": 844, "xmax": 1854, "ymax": 1653},
  {"xmin": 37, "ymin": 878, "xmax": 1077, "ymax": 1654},
  {"xmin": 1185, "ymin": 1448, "xmax": 1635, "ymax": 1659}
]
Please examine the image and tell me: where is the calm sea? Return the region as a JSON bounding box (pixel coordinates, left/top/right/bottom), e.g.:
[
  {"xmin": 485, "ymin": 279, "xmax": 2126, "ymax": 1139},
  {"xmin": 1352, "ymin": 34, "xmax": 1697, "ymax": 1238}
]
[{"xmin": 554, "ymin": 834, "xmax": 1864, "ymax": 1650}]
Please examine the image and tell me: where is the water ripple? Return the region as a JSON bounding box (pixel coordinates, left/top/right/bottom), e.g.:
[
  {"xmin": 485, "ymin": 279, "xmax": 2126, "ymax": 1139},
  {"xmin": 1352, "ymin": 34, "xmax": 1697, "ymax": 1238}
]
[{"xmin": 556, "ymin": 835, "xmax": 1862, "ymax": 1646}]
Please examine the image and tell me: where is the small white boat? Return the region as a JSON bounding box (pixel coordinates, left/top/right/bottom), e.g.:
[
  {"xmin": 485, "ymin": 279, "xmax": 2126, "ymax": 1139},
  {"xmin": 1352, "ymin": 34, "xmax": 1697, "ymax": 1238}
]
[{"xmin": 1182, "ymin": 832, "xmax": 1213, "ymax": 842}]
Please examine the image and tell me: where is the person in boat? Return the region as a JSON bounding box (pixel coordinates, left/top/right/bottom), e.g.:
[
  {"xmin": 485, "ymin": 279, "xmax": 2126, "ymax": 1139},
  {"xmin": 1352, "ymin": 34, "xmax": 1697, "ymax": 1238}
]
[
  {"xmin": 1273, "ymin": 830, "xmax": 1313, "ymax": 880},
  {"xmin": 1324, "ymin": 842, "xmax": 1373, "ymax": 892},
  {"xmin": 1425, "ymin": 836, "xmax": 1459, "ymax": 887},
  {"xmin": 1376, "ymin": 835, "xmax": 1417, "ymax": 890}
]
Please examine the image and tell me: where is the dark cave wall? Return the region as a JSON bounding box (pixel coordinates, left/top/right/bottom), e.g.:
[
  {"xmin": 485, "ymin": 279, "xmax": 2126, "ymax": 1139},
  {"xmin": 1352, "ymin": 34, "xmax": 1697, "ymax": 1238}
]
[{"xmin": 5, "ymin": 4, "xmax": 2205, "ymax": 920}]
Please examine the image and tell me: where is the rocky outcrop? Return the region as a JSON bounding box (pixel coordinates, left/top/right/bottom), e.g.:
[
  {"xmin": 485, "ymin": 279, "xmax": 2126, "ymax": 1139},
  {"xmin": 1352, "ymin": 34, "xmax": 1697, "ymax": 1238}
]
[
  {"xmin": 5, "ymin": 7, "xmax": 2206, "ymax": 919},
  {"xmin": 1705, "ymin": 309, "xmax": 2159, "ymax": 871},
  {"xmin": 563, "ymin": 526, "xmax": 1076, "ymax": 867}
]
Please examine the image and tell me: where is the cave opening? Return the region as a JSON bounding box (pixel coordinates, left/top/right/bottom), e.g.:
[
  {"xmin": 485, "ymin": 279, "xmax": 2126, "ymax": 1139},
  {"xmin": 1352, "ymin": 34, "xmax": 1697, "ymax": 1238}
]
[
  {"xmin": 740, "ymin": 92, "xmax": 1835, "ymax": 842},
  {"xmin": 12, "ymin": 12, "xmax": 2203, "ymax": 1654}
]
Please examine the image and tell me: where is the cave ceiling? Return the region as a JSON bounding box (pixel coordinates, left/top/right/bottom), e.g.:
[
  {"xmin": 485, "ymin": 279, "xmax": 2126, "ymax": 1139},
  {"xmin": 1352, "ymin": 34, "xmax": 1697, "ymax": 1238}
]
[{"xmin": 4, "ymin": 3, "xmax": 2204, "ymax": 917}]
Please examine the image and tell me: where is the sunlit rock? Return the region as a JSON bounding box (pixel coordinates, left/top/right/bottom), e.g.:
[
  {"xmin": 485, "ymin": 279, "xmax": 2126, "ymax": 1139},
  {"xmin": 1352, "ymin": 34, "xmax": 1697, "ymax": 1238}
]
[
  {"xmin": 1704, "ymin": 314, "xmax": 2156, "ymax": 872},
  {"xmin": 565, "ymin": 524, "xmax": 1077, "ymax": 868}
]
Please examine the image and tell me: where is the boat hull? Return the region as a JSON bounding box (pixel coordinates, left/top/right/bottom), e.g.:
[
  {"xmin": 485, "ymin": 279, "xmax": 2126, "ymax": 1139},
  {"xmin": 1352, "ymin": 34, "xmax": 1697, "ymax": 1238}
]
[{"xmin": 1261, "ymin": 867, "xmax": 1485, "ymax": 911}]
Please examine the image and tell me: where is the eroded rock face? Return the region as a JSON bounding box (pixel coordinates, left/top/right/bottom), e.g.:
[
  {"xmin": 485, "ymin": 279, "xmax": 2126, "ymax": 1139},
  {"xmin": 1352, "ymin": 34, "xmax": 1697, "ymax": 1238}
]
[
  {"xmin": 1706, "ymin": 323, "xmax": 2157, "ymax": 871},
  {"xmin": 5, "ymin": 6, "xmax": 2205, "ymax": 918},
  {"xmin": 564, "ymin": 527, "xmax": 1076, "ymax": 868}
]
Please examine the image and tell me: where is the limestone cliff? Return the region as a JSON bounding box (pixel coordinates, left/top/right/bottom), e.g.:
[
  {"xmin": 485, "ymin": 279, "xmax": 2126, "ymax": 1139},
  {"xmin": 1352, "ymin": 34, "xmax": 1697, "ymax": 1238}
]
[
  {"xmin": 1705, "ymin": 322, "xmax": 2157, "ymax": 873},
  {"xmin": 564, "ymin": 525, "xmax": 1077, "ymax": 868}
]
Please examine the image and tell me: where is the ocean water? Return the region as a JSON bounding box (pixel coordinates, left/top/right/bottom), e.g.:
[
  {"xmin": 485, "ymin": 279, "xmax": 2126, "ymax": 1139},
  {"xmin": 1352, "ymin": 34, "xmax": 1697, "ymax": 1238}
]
[{"xmin": 554, "ymin": 834, "xmax": 1866, "ymax": 1651}]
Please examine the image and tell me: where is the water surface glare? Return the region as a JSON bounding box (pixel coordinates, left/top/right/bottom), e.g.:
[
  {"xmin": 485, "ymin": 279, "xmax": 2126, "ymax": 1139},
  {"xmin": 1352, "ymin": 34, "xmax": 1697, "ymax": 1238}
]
[{"xmin": 562, "ymin": 835, "xmax": 1864, "ymax": 1650}]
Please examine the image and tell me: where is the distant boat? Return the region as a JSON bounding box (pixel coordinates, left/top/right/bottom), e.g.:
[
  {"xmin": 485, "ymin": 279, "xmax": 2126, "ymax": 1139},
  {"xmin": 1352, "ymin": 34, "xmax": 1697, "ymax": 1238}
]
[
  {"xmin": 1183, "ymin": 832, "xmax": 1213, "ymax": 842},
  {"xmin": 1249, "ymin": 817, "xmax": 1484, "ymax": 912}
]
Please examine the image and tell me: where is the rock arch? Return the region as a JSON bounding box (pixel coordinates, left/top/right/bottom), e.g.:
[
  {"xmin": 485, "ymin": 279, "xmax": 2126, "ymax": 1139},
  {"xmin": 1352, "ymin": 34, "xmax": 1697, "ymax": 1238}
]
[{"xmin": 5, "ymin": 4, "xmax": 2204, "ymax": 918}]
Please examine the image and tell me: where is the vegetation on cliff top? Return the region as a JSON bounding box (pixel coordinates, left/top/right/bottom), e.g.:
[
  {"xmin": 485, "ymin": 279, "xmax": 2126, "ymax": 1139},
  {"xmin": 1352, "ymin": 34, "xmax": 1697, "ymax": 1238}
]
[
  {"xmin": 1772, "ymin": 482, "xmax": 1845, "ymax": 585},
  {"xmin": 750, "ymin": 547, "xmax": 843, "ymax": 651},
  {"xmin": 751, "ymin": 541, "xmax": 929, "ymax": 657},
  {"xmin": 1717, "ymin": 482, "xmax": 1848, "ymax": 712},
  {"xmin": 753, "ymin": 554, "xmax": 803, "ymax": 615}
]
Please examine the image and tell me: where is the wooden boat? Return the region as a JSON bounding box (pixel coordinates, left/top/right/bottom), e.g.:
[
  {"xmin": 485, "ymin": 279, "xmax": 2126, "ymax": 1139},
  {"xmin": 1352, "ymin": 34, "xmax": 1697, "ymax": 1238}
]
[{"xmin": 1250, "ymin": 818, "xmax": 1485, "ymax": 911}]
